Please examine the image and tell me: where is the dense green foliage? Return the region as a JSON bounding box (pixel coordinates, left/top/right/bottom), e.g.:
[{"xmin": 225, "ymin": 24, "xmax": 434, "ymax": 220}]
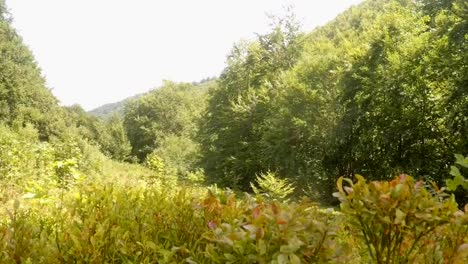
[
  {"xmin": 0, "ymin": 0, "xmax": 467, "ymax": 262},
  {"xmin": 123, "ymin": 80, "xmax": 214, "ymax": 177},
  {"xmin": 91, "ymin": 0, "xmax": 467, "ymax": 203},
  {"xmin": 193, "ymin": 0, "xmax": 467, "ymax": 203},
  {"xmin": 447, "ymin": 154, "xmax": 468, "ymax": 190},
  {"xmin": 335, "ymin": 174, "xmax": 468, "ymax": 263},
  {"xmin": 0, "ymin": 1, "xmax": 61, "ymax": 140},
  {"xmin": 199, "ymin": 13, "xmax": 304, "ymax": 189},
  {"xmin": 64, "ymin": 105, "xmax": 132, "ymax": 161},
  {"xmin": 1, "ymin": 163, "xmax": 467, "ymax": 263}
]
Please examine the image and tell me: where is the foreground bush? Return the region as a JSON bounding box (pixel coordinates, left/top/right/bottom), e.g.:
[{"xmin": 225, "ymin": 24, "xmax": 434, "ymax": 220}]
[
  {"xmin": 0, "ymin": 172, "xmax": 467, "ymax": 263},
  {"xmin": 202, "ymin": 191, "xmax": 357, "ymax": 263},
  {"xmin": 0, "ymin": 176, "xmax": 356, "ymax": 263},
  {"xmin": 335, "ymin": 174, "xmax": 468, "ymax": 264}
]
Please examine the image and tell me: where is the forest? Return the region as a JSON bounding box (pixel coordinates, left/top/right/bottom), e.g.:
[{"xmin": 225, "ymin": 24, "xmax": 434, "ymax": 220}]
[{"xmin": 0, "ymin": 0, "xmax": 467, "ymax": 263}]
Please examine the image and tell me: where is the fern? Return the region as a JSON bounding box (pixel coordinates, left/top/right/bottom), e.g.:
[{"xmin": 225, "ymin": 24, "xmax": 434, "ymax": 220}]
[{"xmin": 250, "ymin": 171, "xmax": 295, "ymax": 201}]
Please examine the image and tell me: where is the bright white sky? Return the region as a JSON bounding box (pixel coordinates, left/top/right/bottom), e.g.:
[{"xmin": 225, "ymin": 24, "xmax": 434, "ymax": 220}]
[{"xmin": 6, "ymin": 0, "xmax": 363, "ymax": 110}]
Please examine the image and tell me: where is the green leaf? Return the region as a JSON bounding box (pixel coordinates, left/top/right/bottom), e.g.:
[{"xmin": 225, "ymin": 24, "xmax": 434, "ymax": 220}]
[
  {"xmin": 290, "ymin": 254, "xmax": 301, "ymax": 264},
  {"xmin": 390, "ymin": 184, "xmax": 403, "ymax": 199},
  {"xmin": 223, "ymin": 253, "xmax": 236, "ymax": 261},
  {"xmin": 455, "ymin": 154, "xmax": 468, "ymax": 168},
  {"xmin": 277, "ymin": 254, "xmax": 288, "ymax": 264},
  {"xmin": 145, "ymin": 241, "xmax": 157, "ymax": 250},
  {"xmin": 446, "ymin": 179, "xmax": 457, "ymax": 191},
  {"xmin": 447, "ymin": 173, "xmax": 465, "ymax": 191},
  {"xmin": 258, "ymin": 239, "xmax": 267, "ymax": 255},
  {"xmin": 394, "ymin": 209, "xmax": 406, "ymax": 225},
  {"xmin": 450, "ymin": 166, "xmax": 462, "ymax": 177},
  {"xmin": 382, "ymin": 216, "xmax": 391, "ymax": 224},
  {"xmin": 453, "ymin": 174, "xmax": 464, "ymax": 186}
]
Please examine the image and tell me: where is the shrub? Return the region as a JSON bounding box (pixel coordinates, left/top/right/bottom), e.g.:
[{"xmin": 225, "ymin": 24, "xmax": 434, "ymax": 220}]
[
  {"xmin": 145, "ymin": 152, "xmax": 178, "ymax": 185},
  {"xmin": 1, "ymin": 157, "xmax": 466, "ymax": 263},
  {"xmin": 202, "ymin": 190, "xmax": 358, "ymax": 263},
  {"xmin": 446, "ymin": 154, "xmax": 468, "ymax": 191},
  {"xmin": 186, "ymin": 168, "xmax": 206, "ymax": 185},
  {"xmin": 0, "ymin": 124, "xmax": 49, "ymax": 183},
  {"xmin": 334, "ymin": 174, "xmax": 468, "ymax": 263},
  {"xmin": 250, "ymin": 171, "xmax": 295, "ymax": 201}
]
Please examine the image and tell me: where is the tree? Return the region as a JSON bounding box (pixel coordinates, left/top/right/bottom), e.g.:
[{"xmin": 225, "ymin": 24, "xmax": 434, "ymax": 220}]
[
  {"xmin": 199, "ymin": 13, "xmax": 303, "ymax": 189},
  {"xmin": 124, "ymin": 81, "xmax": 209, "ymax": 162},
  {"xmin": 0, "ymin": 2, "xmax": 61, "ymax": 140},
  {"xmin": 105, "ymin": 115, "xmax": 132, "ymax": 161}
]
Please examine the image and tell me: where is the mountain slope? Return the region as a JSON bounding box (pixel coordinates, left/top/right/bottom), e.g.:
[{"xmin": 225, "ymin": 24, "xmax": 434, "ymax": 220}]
[{"xmin": 88, "ymin": 94, "xmax": 143, "ymax": 119}]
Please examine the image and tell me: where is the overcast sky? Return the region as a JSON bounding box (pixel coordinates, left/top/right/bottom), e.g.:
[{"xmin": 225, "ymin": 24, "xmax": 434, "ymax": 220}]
[{"xmin": 6, "ymin": 0, "xmax": 363, "ymax": 110}]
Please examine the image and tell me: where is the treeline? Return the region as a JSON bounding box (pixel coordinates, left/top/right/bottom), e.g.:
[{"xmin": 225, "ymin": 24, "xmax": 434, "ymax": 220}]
[{"xmin": 119, "ymin": 0, "xmax": 467, "ymax": 203}]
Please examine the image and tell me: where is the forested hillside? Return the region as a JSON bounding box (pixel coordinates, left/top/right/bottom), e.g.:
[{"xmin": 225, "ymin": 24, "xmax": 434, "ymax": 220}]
[
  {"xmin": 88, "ymin": 94, "xmax": 142, "ymax": 119},
  {"xmin": 119, "ymin": 0, "xmax": 467, "ymax": 203},
  {"xmin": 0, "ymin": 0, "xmax": 467, "ymax": 263}
]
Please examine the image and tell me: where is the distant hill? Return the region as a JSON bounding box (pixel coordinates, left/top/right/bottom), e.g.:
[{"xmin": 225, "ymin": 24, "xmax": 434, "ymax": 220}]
[
  {"xmin": 88, "ymin": 94, "xmax": 143, "ymax": 119},
  {"xmin": 88, "ymin": 77, "xmax": 217, "ymax": 119}
]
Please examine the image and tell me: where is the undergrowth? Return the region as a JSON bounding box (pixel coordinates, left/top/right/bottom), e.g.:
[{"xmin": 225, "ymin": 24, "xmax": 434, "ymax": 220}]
[{"xmin": 0, "ymin": 128, "xmax": 466, "ymax": 263}]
